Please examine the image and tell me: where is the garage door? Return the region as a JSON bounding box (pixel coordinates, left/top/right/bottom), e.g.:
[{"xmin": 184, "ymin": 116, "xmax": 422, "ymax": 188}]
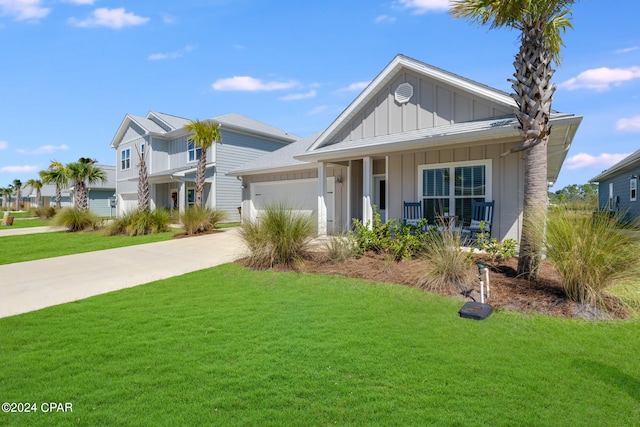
[
  {"xmin": 250, "ymin": 178, "xmax": 334, "ymax": 227},
  {"xmin": 118, "ymin": 193, "xmax": 137, "ymax": 216}
]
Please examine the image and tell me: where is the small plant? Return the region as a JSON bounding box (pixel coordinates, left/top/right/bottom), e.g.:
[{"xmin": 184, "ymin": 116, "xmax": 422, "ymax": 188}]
[
  {"xmin": 106, "ymin": 209, "xmax": 171, "ymax": 236},
  {"xmin": 351, "ymin": 206, "xmax": 393, "ymax": 255},
  {"xmin": 239, "ymin": 202, "xmax": 313, "ymax": 268},
  {"xmin": 475, "ymin": 221, "xmax": 517, "ymax": 262},
  {"xmin": 419, "ymin": 227, "xmax": 474, "ymax": 292},
  {"xmin": 544, "ymin": 208, "xmax": 639, "ymax": 306},
  {"xmin": 180, "ymin": 206, "xmax": 227, "ymax": 235},
  {"xmin": 34, "ymin": 206, "xmax": 57, "ymax": 219},
  {"xmin": 52, "ymin": 207, "xmax": 100, "ymax": 232},
  {"xmin": 322, "ymin": 233, "xmax": 358, "ymax": 263}
]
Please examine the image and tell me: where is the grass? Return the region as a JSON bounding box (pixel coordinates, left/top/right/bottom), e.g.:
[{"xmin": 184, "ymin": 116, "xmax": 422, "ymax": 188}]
[
  {"xmin": 0, "ymin": 230, "xmax": 178, "ymax": 265},
  {"xmin": 0, "ymin": 263, "xmax": 639, "ymax": 426},
  {"xmin": 2, "ymin": 211, "xmax": 33, "ymax": 219},
  {"xmin": 0, "ymin": 218, "xmax": 50, "ymax": 229}
]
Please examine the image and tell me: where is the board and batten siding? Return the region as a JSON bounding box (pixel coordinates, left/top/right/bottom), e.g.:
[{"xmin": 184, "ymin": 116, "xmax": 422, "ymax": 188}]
[
  {"xmin": 330, "ymin": 70, "xmax": 510, "ymax": 146},
  {"xmin": 216, "ymin": 131, "xmax": 291, "ymax": 221},
  {"xmin": 598, "ymin": 173, "xmax": 640, "ymax": 220}
]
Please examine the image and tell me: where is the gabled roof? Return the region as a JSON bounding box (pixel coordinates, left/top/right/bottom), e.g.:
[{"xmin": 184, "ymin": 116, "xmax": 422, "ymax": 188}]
[
  {"xmin": 228, "ymin": 132, "xmax": 321, "ymax": 176},
  {"xmin": 589, "ymin": 148, "xmax": 640, "ymax": 182},
  {"xmin": 213, "ymin": 113, "xmax": 300, "ymax": 142},
  {"xmin": 148, "ymin": 111, "xmax": 190, "ymax": 130},
  {"xmin": 309, "ymin": 54, "xmax": 517, "ymax": 151}
]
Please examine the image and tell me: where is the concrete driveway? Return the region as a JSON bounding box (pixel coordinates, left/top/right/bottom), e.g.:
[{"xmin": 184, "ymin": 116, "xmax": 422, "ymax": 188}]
[{"xmin": 0, "ymin": 228, "xmax": 247, "ymax": 319}]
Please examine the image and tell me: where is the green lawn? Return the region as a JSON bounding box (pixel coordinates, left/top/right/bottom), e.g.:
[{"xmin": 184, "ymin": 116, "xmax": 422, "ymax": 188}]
[
  {"xmin": 1, "ymin": 263, "xmax": 638, "ymax": 426},
  {"xmin": 0, "ymin": 218, "xmax": 50, "ymax": 230},
  {"xmin": 0, "ymin": 230, "xmax": 179, "ymax": 265}
]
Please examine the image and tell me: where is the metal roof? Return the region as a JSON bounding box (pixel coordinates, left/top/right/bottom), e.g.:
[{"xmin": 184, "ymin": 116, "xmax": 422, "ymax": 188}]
[{"xmin": 589, "ymin": 148, "xmax": 640, "ymax": 182}]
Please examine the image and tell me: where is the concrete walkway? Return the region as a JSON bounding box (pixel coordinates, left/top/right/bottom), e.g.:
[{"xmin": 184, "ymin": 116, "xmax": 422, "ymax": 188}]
[
  {"xmin": 0, "ymin": 228, "xmax": 248, "ymax": 319},
  {"xmin": 0, "ymin": 225, "xmax": 67, "ymax": 236}
]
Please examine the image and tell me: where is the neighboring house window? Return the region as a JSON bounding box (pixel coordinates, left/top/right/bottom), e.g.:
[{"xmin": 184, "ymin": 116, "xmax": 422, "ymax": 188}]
[
  {"xmin": 631, "ymin": 178, "xmax": 637, "ymax": 202},
  {"xmin": 140, "ymin": 143, "xmax": 145, "ymax": 156},
  {"xmin": 419, "ymin": 160, "xmax": 491, "ymax": 225},
  {"xmin": 188, "ymin": 142, "xmax": 202, "ymax": 162},
  {"xmin": 609, "ymin": 183, "xmax": 614, "ymax": 210},
  {"xmin": 121, "ymin": 148, "xmax": 131, "ymax": 170},
  {"xmin": 187, "ymin": 189, "xmax": 195, "ymax": 208}
]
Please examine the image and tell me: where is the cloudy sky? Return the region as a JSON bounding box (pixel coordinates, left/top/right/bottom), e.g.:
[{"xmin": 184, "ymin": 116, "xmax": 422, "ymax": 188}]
[{"xmin": 1, "ymin": 0, "xmax": 639, "ymax": 190}]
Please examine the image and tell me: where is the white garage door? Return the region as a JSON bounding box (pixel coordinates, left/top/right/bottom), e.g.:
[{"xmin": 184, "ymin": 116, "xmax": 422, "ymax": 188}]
[{"xmin": 250, "ymin": 178, "xmax": 334, "ymax": 228}]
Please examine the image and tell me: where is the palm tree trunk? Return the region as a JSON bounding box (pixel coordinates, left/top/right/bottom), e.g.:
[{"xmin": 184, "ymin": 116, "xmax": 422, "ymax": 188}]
[
  {"xmin": 138, "ymin": 152, "xmax": 150, "ymax": 212},
  {"xmin": 195, "ymin": 147, "xmax": 207, "ymax": 208},
  {"xmin": 55, "ymin": 185, "xmax": 62, "ymax": 209},
  {"xmin": 75, "ymin": 182, "xmax": 88, "ymax": 210}
]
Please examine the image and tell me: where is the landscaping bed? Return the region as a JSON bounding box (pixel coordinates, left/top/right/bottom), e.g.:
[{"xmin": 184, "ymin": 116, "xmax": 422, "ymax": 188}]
[{"xmin": 271, "ymin": 253, "xmax": 632, "ymax": 320}]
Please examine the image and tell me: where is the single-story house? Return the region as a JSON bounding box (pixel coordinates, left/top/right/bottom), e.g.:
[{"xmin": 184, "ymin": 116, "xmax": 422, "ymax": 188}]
[
  {"xmin": 24, "ymin": 165, "xmax": 116, "ymax": 216},
  {"xmin": 589, "ymin": 148, "xmax": 640, "ymax": 222},
  {"xmin": 230, "ymin": 54, "xmax": 583, "ymax": 241},
  {"xmin": 110, "ymin": 111, "xmax": 298, "ymax": 221}
]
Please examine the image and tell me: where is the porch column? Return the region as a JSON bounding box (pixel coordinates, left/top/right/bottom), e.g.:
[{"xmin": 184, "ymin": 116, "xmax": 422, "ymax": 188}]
[
  {"xmin": 178, "ymin": 180, "xmax": 186, "ymax": 215},
  {"xmin": 317, "ymin": 162, "xmax": 328, "ymax": 236},
  {"xmin": 363, "ymin": 156, "xmax": 373, "ymax": 226}
]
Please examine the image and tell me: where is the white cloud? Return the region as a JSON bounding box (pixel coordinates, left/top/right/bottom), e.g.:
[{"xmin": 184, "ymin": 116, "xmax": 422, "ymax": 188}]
[
  {"xmin": 69, "ymin": 8, "xmax": 149, "ymax": 29},
  {"xmin": 398, "ymin": 0, "xmax": 451, "ymax": 14},
  {"xmin": 15, "ymin": 144, "xmax": 69, "ymax": 155},
  {"xmin": 565, "ymin": 153, "xmax": 630, "ymax": 170},
  {"xmin": 212, "ymin": 76, "xmax": 298, "ymax": 92},
  {"xmin": 558, "ymin": 66, "xmax": 640, "ymax": 91},
  {"xmin": 63, "ymin": 0, "xmax": 95, "ymax": 4},
  {"xmin": 615, "ymin": 46, "xmax": 639, "ymax": 54},
  {"xmin": 339, "ymin": 81, "xmax": 370, "ymax": 92},
  {"xmin": 148, "ymin": 45, "xmax": 194, "ymax": 61},
  {"xmin": 375, "ymin": 14, "xmax": 396, "ymax": 24},
  {"xmin": 0, "ymin": 140, "xmax": 7, "ymax": 150},
  {"xmin": 308, "ymin": 106, "xmax": 329, "ymax": 115},
  {"xmin": 1, "ymin": 165, "xmax": 39, "ymax": 173},
  {"xmin": 279, "ymin": 90, "xmax": 317, "ymax": 101},
  {"xmin": 0, "ymin": 0, "xmax": 50, "ymax": 21},
  {"xmin": 161, "ymin": 13, "xmax": 175, "ymax": 24},
  {"xmin": 616, "ymin": 115, "xmax": 640, "ymax": 132}
]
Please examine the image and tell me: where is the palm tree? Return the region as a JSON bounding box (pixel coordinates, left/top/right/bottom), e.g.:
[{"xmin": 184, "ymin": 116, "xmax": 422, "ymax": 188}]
[
  {"xmin": 26, "ymin": 178, "xmax": 43, "ymax": 208},
  {"xmin": 12, "ymin": 179, "xmax": 22, "ymax": 211},
  {"xmin": 67, "ymin": 158, "xmax": 106, "ymax": 210},
  {"xmin": 451, "ymin": 0, "xmax": 576, "ymax": 279},
  {"xmin": 136, "ymin": 144, "xmax": 150, "ymax": 212},
  {"xmin": 183, "ymin": 119, "xmax": 222, "ymax": 208},
  {"xmin": 0, "ymin": 186, "xmax": 13, "ymax": 210},
  {"xmin": 40, "ymin": 160, "xmax": 70, "ymax": 210}
]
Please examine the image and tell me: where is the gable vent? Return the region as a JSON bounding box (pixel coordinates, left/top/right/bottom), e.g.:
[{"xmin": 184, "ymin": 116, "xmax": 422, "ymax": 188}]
[{"xmin": 395, "ymin": 82, "xmax": 414, "ymax": 104}]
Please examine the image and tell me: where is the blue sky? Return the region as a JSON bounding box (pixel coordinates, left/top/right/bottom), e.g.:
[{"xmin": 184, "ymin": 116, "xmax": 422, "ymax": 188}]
[{"xmin": 1, "ymin": 0, "xmax": 639, "ymax": 191}]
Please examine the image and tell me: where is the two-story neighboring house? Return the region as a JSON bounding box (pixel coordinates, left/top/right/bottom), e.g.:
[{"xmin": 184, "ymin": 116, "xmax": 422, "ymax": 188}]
[{"xmin": 110, "ymin": 111, "xmax": 298, "ymax": 221}]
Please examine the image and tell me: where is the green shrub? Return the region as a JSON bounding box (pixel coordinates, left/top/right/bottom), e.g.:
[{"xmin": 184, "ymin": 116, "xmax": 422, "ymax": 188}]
[
  {"xmin": 239, "ymin": 203, "xmax": 313, "ymax": 268},
  {"xmin": 419, "ymin": 228, "xmax": 474, "ymax": 292},
  {"xmin": 52, "ymin": 207, "xmax": 100, "ymax": 232},
  {"xmin": 180, "ymin": 207, "xmax": 227, "ymax": 235},
  {"xmin": 34, "ymin": 206, "xmax": 57, "ymax": 219},
  {"xmin": 544, "ymin": 208, "xmax": 639, "ymax": 306},
  {"xmin": 106, "ymin": 209, "xmax": 171, "ymax": 236},
  {"xmin": 474, "ymin": 221, "xmax": 517, "ymax": 262}
]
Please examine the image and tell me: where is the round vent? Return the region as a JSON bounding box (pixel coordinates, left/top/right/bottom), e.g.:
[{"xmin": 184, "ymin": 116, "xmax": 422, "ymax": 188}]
[{"xmin": 395, "ymin": 82, "xmax": 414, "ymax": 104}]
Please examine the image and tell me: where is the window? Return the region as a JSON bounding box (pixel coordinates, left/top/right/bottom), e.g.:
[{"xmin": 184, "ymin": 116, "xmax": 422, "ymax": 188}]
[
  {"xmin": 419, "ymin": 160, "xmax": 491, "ymax": 225},
  {"xmin": 188, "ymin": 141, "xmax": 202, "ymax": 162},
  {"xmin": 187, "ymin": 189, "xmax": 195, "ymax": 208},
  {"xmin": 631, "ymin": 178, "xmax": 637, "ymax": 202},
  {"xmin": 140, "ymin": 143, "xmax": 145, "ymax": 156},
  {"xmin": 121, "ymin": 148, "xmax": 130, "ymax": 170},
  {"xmin": 609, "ymin": 182, "xmax": 614, "ymax": 210}
]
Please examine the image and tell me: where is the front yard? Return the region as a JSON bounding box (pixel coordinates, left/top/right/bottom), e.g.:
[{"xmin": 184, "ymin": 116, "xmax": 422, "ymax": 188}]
[{"xmin": 1, "ymin": 263, "xmax": 639, "ymax": 426}]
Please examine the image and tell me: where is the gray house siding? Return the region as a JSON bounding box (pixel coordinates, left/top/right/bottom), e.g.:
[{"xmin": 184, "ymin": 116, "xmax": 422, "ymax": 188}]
[
  {"xmin": 598, "ymin": 175, "xmax": 640, "ymax": 220},
  {"xmin": 88, "ymin": 190, "xmax": 115, "ymax": 217},
  {"xmin": 216, "ymin": 131, "xmax": 294, "ymax": 222},
  {"xmin": 150, "ymin": 137, "xmax": 169, "ymax": 173},
  {"xmin": 330, "ymin": 70, "xmax": 510, "ymax": 146}
]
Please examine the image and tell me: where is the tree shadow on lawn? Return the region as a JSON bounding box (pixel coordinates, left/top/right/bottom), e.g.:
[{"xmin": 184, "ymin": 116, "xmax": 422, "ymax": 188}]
[{"xmin": 573, "ymin": 359, "xmax": 640, "ymax": 402}]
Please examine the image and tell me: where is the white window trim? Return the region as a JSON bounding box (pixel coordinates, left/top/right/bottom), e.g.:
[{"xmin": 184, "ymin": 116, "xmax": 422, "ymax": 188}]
[
  {"xmin": 187, "ymin": 141, "xmax": 202, "ymax": 163},
  {"xmin": 631, "ymin": 178, "xmax": 637, "ymax": 202},
  {"xmin": 417, "ymin": 159, "xmax": 492, "ymax": 218},
  {"xmin": 609, "ymin": 182, "xmax": 614, "ymax": 210},
  {"xmin": 121, "ymin": 148, "xmax": 131, "ymax": 170}
]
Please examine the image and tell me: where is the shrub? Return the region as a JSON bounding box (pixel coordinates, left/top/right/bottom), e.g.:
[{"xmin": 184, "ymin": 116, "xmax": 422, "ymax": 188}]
[
  {"xmin": 180, "ymin": 207, "xmax": 227, "ymax": 235},
  {"xmin": 321, "ymin": 233, "xmax": 359, "ymax": 263},
  {"xmin": 239, "ymin": 203, "xmax": 313, "ymax": 268},
  {"xmin": 106, "ymin": 209, "xmax": 171, "ymax": 236},
  {"xmin": 52, "ymin": 207, "xmax": 100, "ymax": 232},
  {"xmin": 474, "ymin": 221, "xmax": 517, "ymax": 262},
  {"xmin": 419, "ymin": 228, "xmax": 474, "ymax": 292},
  {"xmin": 34, "ymin": 206, "xmax": 57, "ymax": 219},
  {"xmin": 544, "ymin": 208, "xmax": 639, "ymax": 306}
]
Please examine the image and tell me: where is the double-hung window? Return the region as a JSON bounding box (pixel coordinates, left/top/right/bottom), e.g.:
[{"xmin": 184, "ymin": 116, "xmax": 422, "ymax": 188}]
[
  {"xmin": 631, "ymin": 178, "xmax": 637, "ymax": 202},
  {"xmin": 121, "ymin": 148, "xmax": 131, "ymax": 170},
  {"xmin": 419, "ymin": 160, "xmax": 491, "ymax": 225},
  {"xmin": 188, "ymin": 142, "xmax": 202, "ymax": 162}
]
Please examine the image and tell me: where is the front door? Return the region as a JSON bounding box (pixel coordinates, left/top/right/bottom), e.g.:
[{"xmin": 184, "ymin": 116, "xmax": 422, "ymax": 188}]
[{"xmin": 373, "ymin": 175, "xmax": 386, "ymax": 223}]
